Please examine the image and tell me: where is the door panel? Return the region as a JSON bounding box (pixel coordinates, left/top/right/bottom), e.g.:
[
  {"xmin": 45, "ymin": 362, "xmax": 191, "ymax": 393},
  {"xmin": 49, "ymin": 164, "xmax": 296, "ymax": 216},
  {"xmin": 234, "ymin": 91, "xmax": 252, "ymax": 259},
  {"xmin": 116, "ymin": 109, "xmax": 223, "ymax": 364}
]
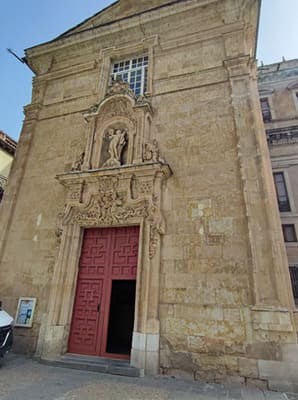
[
  {"xmin": 68, "ymin": 279, "xmax": 103, "ymax": 355},
  {"xmin": 68, "ymin": 226, "xmax": 139, "ymax": 357},
  {"xmin": 110, "ymin": 227, "xmax": 139, "ymax": 279}
]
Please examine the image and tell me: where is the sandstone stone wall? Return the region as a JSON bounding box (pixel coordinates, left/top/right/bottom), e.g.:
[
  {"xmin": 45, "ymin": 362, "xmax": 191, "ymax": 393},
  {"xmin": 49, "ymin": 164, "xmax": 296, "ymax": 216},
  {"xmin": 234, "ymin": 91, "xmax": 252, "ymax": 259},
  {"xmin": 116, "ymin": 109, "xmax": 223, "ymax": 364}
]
[{"xmin": 0, "ymin": 0, "xmax": 297, "ymax": 390}]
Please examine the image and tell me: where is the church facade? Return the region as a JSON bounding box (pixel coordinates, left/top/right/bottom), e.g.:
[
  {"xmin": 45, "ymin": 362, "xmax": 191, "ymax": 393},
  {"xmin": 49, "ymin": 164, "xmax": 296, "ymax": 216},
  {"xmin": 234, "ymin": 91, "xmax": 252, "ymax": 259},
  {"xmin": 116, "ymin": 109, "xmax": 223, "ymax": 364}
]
[{"xmin": 1, "ymin": 0, "xmax": 298, "ymax": 391}]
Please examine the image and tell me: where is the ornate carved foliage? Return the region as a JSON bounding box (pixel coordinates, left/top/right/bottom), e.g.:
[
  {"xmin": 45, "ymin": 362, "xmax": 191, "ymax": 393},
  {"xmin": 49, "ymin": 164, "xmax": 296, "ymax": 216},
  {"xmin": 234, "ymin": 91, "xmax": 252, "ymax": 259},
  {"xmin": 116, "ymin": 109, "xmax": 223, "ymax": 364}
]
[
  {"xmin": 70, "ymin": 176, "xmax": 149, "ymax": 227},
  {"xmin": 56, "ymin": 163, "xmax": 171, "ymax": 259}
]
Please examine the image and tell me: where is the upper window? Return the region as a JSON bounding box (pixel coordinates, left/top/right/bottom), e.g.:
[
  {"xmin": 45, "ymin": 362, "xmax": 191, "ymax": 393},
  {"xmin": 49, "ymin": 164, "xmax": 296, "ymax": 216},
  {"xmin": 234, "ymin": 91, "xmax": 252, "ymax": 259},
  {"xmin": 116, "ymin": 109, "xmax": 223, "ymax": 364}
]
[
  {"xmin": 260, "ymin": 97, "xmax": 272, "ymax": 122},
  {"xmin": 282, "ymin": 224, "xmax": 297, "ymax": 243},
  {"xmin": 273, "ymin": 172, "xmax": 291, "ymax": 212},
  {"xmin": 111, "ymin": 55, "xmax": 148, "ymax": 96},
  {"xmin": 289, "ymin": 265, "xmax": 298, "ymax": 305}
]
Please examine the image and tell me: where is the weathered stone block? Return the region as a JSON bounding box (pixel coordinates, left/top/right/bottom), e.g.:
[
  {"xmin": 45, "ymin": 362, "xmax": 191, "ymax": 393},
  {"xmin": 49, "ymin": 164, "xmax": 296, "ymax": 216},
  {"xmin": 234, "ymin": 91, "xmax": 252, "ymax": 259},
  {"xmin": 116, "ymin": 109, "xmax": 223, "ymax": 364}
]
[
  {"xmin": 239, "ymin": 357, "xmax": 259, "ymax": 379},
  {"xmin": 246, "ymin": 342, "xmax": 282, "ymax": 361}
]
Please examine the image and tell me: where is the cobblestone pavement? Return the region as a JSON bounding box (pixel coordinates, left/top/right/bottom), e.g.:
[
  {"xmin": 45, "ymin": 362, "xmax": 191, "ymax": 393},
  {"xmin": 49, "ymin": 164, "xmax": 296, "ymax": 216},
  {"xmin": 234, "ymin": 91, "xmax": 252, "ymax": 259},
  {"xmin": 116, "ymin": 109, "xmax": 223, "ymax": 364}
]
[{"xmin": 0, "ymin": 354, "xmax": 297, "ymax": 400}]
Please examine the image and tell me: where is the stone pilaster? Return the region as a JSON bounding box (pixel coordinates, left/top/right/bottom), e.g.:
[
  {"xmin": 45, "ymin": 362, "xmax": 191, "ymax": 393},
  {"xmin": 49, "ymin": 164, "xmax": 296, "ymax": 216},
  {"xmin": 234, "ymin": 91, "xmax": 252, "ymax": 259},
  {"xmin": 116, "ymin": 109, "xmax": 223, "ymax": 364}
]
[
  {"xmin": 224, "ymin": 55, "xmax": 295, "ymax": 311},
  {"xmin": 0, "ymin": 102, "xmax": 42, "ymax": 272}
]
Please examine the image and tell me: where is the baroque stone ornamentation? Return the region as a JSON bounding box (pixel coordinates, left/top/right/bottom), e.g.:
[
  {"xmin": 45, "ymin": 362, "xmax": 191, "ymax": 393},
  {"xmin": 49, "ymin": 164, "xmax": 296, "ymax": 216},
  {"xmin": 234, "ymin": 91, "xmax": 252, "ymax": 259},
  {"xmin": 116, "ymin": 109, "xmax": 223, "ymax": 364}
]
[
  {"xmin": 55, "ymin": 210, "xmax": 66, "ymax": 243},
  {"xmin": 81, "ymin": 76, "xmax": 155, "ymax": 170},
  {"xmin": 147, "ymin": 195, "xmax": 165, "ymax": 259},
  {"xmin": 67, "ymin": 183, "xmax": 84, "ymax": 204},
  {"xmin": 56, "ymin": 163, "xmax": 171, "ymax": 259},
  {"xmin": 143, "ymin": 140, "xmax": 164, "ymax": 163},
  {"xmin": 68, "ymin": 176, "xmax": 149, "ymax": 227},
  {"xmin": 100, "ymin": 98, "xmax": 136, "ymax": 123},
  {"xmin": 106, "ymin": 76, "xmax": 135, "ymax": 98},
  {"xmin": 71, "ymin": 152, "xmax": 85, "ymax": 171}
]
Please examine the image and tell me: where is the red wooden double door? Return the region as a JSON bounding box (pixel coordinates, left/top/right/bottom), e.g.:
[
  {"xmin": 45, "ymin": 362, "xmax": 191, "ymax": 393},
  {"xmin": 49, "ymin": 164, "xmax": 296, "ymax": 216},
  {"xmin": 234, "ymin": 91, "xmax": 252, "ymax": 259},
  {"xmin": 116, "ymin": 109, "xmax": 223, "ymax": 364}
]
[{"xmin": 68, "ymin": 226, "xmax": 139, "ymax": 359}]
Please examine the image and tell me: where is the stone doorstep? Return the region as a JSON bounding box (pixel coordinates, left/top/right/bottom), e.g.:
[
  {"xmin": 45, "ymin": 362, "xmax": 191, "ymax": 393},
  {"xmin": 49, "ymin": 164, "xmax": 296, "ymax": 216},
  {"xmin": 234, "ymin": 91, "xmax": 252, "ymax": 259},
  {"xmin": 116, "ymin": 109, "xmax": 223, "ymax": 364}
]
[{"xmin": 38, "ymin": 353, "xmax": 140, "ymax": 378}]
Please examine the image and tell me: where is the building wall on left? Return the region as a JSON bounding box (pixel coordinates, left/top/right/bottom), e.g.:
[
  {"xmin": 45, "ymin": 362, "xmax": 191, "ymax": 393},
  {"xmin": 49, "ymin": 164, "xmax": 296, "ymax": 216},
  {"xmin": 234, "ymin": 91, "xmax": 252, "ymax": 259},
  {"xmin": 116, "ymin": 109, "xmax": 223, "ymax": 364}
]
[{"xmin": 0, "ymin": 131, "xmax": 17, "ymax": 201}]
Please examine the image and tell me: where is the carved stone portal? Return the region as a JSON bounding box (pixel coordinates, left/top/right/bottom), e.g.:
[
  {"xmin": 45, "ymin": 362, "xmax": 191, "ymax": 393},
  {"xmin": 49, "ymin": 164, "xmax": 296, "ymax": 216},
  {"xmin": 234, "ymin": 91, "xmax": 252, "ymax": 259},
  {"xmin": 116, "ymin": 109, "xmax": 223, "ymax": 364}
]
[
  {"xmin": 44, "ymin": 80, "xmax": 172, "ymax": 375},
  {"xmin": 45, "ymin": 163, "xmax": 171, "ymax": 376}
]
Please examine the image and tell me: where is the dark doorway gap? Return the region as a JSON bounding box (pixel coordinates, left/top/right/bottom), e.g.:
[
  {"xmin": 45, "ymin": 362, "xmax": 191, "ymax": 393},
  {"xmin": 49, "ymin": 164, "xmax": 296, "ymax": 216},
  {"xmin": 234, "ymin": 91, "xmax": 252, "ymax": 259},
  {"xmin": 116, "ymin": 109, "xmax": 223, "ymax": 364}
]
[{"xmin": 106, "ymin": 280, "xmax": 136, "ymax": 355}]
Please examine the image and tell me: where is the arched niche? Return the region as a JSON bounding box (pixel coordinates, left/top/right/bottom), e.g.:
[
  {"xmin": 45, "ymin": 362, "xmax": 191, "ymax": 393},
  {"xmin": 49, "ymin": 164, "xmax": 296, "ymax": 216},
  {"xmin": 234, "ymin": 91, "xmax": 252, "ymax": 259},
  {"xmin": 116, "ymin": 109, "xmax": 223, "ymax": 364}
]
[
  {"xmin": 82, "ymin": 81, "xmax": 154, "ymax": 172},
  {"xmin": 91, "ymin": 116, "xmax": 136, "ymax": 169}
]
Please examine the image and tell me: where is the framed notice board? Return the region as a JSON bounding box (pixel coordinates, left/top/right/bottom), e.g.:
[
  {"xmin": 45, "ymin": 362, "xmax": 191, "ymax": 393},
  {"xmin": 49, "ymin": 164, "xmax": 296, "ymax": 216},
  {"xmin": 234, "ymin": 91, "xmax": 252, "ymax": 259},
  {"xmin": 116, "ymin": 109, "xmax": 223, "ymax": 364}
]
[{"xmin": 15, "ymin": 297, "xmax": 37, "ymax": 328}]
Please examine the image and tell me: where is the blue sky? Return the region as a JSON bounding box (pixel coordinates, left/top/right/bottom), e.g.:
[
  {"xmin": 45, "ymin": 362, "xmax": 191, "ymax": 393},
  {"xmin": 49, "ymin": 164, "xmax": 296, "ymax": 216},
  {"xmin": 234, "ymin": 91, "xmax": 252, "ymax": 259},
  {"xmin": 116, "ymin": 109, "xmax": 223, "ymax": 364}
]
[{"xmin": 1, "ymin": 0, "xmax": 297, "ymax": 141}]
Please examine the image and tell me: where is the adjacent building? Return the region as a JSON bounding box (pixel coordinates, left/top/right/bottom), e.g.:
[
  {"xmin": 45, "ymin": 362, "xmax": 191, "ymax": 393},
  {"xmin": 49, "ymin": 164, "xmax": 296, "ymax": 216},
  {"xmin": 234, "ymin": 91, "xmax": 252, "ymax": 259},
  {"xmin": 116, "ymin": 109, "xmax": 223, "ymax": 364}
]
[
  {"xmin": 258, "ymin": 59, "xmax": 298, "ymax": 306},
  {"xmin": 0, "ymin": 131, "xmax": 17, "ymax": 203},
  {"xmin": 1, "ymin": 0, "xmax": 298, "ymax": 392}
]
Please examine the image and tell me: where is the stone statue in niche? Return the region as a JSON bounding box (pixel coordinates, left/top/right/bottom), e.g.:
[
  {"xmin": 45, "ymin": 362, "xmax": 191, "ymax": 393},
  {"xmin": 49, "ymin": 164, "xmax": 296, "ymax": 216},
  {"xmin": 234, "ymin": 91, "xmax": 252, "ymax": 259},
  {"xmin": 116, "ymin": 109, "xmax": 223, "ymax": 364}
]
[{"xmin": 103, "ymin": 128, "xmax": 127, "ymax": 168}]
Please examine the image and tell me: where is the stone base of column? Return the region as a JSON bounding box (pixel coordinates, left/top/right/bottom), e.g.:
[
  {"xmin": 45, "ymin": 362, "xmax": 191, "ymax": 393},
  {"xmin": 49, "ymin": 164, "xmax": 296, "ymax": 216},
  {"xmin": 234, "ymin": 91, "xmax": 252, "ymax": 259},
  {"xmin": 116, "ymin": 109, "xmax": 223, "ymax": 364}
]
[{"xmin": 131, "ymin": 332, "xmax": 160, "ymax": 375}]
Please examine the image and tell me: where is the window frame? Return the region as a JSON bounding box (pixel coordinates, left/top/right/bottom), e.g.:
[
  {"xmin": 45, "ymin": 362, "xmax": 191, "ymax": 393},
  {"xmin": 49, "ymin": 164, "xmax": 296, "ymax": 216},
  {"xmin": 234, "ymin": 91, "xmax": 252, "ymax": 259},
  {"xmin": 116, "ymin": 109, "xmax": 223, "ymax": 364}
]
[
  {"xmin": 260, "ymin": 97, "xmax": 272, "ymax": 122},
  {"xmin": 273, "ymin": 172, "xmax": 291, "ymax": 212},
  {"xmin": 110, "ymin": 55, "xmax": 149, "ymax": 97},
  {"xmin": 295, "ymin": 91, "xmax": 298, "ymax": 112},
  {"xmin": 97, "ymin": 37, "xmax": 157, "ymax": 102},
  {"xmin": 289, "ymin": 265, "xmax": 298, "ymax": 305},
  {"xmin": 282, "ymin": 224, "xmax": 297, "ymax": 243}
]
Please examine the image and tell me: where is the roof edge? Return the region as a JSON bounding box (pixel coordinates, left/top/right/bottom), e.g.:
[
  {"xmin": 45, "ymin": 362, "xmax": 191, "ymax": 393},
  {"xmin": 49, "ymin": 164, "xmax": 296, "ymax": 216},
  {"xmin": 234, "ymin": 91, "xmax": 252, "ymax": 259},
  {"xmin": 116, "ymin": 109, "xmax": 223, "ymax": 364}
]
[
  {"xmin": 55, "ymin": 1, "xmax": 118, "ymax": 40},
  {"xmin": 25, "ymin": 0, "xmax": 192, "ymax": 53}
]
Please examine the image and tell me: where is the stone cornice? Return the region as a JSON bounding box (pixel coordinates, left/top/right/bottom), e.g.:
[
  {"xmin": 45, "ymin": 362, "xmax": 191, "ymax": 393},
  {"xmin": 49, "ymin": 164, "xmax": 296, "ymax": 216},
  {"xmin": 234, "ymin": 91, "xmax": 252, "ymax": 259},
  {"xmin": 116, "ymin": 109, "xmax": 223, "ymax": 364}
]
[
  {"xmin": 56, "ymin": 162, "xmax": 172, "ymax": 186},
  {"xmin": 36, "ymin": 60, "xmax": 97, "ymax": 82},
  {"xmin": 266, "ymin": 125, "xmax": 298, "ymax": 147}
]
